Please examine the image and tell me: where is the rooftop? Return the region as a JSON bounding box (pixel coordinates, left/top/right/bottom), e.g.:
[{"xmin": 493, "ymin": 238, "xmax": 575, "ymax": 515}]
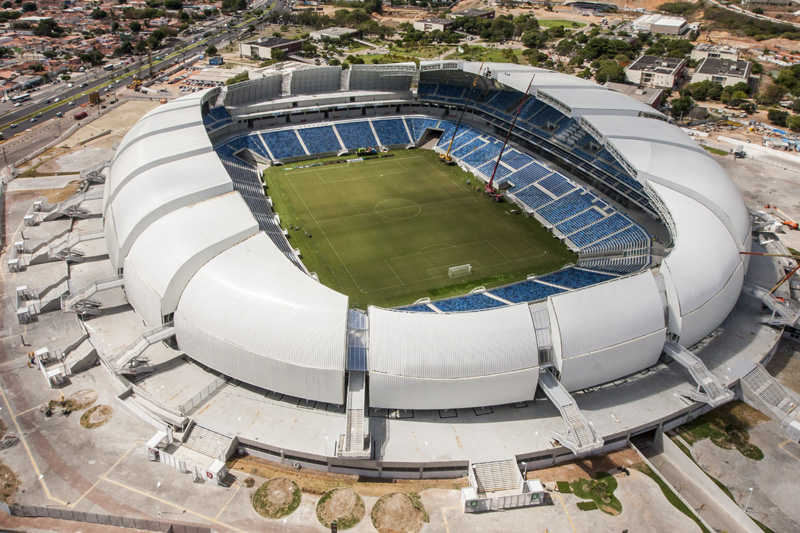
[
  {"xmin": 627, "ymin": 55, "xmax": 685, "ymax": 74},
  {"xmin": 310, "ymin": 27, "xmax": 358, "ymax": 37},
  {"xmin": 605, "ymin": 82, "xmax": 662, "ymax": 107},
  {"xmin": 694, "ymin": 43, "xmax": 740, "ymax": 53},
  {"xmin": 695, "ymin": 58, "xmax": 751, "ymax": 78},
  {"xmin": 244, "ymin": 37, "xmax": 302, "ymax": 48}
]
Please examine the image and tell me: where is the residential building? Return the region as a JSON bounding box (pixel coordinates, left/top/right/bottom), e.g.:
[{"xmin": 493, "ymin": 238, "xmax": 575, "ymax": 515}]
[
  {"xmin": 412, "ymin": 18, "xmax": 453, "ymax": 32},
  {"xmin": 690, "ymin": 44, "xmax": 740, "ymax": 62},
  {"xmin": 625, "ymin": 55, "xmax": 686, "ymax": 89},
  {"xmin": 309, "ymin": 27, "xmax": 359, "ymax": 41},
  {"xmin": 690, "ymin": 58, "xmax": 752, "ymax": 87},
  {"xmin": 632, "ymin": 14, "xmax": 688, "ymax": 35}
]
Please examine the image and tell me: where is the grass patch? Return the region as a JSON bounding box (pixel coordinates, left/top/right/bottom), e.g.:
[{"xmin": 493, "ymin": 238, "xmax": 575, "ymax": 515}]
[
  {"xmin": 788, "ymin": 247, "xmax": 800, "ymax": 256},
  {"xmin": 569, "ymin": 472, "xmax": 621, "ymax": 515},
  {"xmin": 556, "ymin": 481, "xmax": 572, "ymax": 493},
  {"xmin": 576, "ymin": 500, "xmax": 598, "ymax": 511},
  {"xmin": 371, "ymin": 492, "xmax": 427, "ymax": 532},
  {"xmin": 253, "ymin": 478, "xmax": 301, "ymax": 519},
  {"xmin": 754, "ymin": 518, "xmax": 776, "ymax": 533},
  {"xmin": 265, "ymin": 149, "xmax": 575, "ymax": 308},
  {"xmin": 632, "ymin": 463, "xmax": 710, "ymax": 533},
  {"xmin": 79, "ymin": 405, "xmax": 113, "ymax": 429},
  {"xmin": 316, "ymin": 488, "xmax": 365, "ymax": 529},
  {"xmin": 408, "ymin": 492, "xmax": 429, "ymax": 523},
  {"xmin": 538, "ymin": 19, "xmax": 587, "ymax": 28},
  {"xmin": 701, "ymin": 145, "xmax": 729, "ymax": 156},
  {"xmin": 674, "ymin": 400, "xmax": 767, "ymax": 460}
]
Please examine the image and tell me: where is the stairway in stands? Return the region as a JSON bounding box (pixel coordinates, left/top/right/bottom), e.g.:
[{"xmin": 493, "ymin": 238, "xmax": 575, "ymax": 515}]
[
  {"xmin": 538, "ymin": 369, "xmax": 604, "ymax": 456},
  {"xmin": 472, "ymin": 459, "xmax": 521, "ymax": 496},
  {"xmin": 338, "ymin": 371, "xmax": 371, "ymax": 458},
  {"xmin": 664, "ymin": 341, "xmax": 734, "ymax": 408},
  {"xmin": 182, "ymin": 423, "xmax": 233, "ymax": 460}
]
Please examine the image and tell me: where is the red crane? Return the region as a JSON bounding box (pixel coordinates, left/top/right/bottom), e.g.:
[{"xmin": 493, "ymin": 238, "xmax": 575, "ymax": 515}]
[{"xmin": 485, "ymin": 72, "xmax": 536, "ymax": 197}]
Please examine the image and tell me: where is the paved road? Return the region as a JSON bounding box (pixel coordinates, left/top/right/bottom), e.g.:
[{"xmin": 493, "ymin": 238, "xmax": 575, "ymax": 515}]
[{"xmin": 0, "ymin": 0, "xmax": 287, "ymax": 137}]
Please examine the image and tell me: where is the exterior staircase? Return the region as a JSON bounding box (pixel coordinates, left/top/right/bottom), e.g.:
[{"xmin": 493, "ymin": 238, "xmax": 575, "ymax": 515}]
[
  {"xmin": 664, "ymin": 341, "xmax": 734, "ymax": 408},
  {"xmin": 110, "ymin": 324, "xmax": 176, "ymax": 374},
  {"xmin": 61, "ymin": 275, "xmax": 124, "ymax": 316},
  {"xmin": 538, "ymin": 369, "xmax": 603, "ymax": 456},
  {"xmin": 337, "ymin": 370, "xmax": 371, "ymax": 459},
  {"xmin": 182, "ymin": 423, "xmax": 233, "ymax": 460},
  {"xmin": 471, "ymin": 459, "xmax": 522, "ymax": 496},
  {"xmin": 742, "ymin": 282, "xmax": 800, "ymax": 326}
]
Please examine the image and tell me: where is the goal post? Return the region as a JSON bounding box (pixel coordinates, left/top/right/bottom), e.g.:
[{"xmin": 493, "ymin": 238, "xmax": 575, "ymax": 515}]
[{"xmin": 448, "ymin": 264, "xmax": 472, "ymax": 279}]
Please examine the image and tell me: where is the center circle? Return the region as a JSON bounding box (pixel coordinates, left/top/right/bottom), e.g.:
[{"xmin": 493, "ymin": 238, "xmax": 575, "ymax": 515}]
[{"xmin": 374, "ymin": 199, "xmax": 422, "ymax": 219}]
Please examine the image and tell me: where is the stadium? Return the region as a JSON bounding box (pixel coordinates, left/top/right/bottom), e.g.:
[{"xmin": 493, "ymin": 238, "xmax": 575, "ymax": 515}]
[{"xmin": 63, "ymin": 60, "xmax": 792, "ymax": 476}]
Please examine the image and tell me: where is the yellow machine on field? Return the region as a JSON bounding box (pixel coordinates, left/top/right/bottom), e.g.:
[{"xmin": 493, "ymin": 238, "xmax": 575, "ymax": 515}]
[{"xmin": 439, "ymin": 60, "xmax": 485, "ymax": 166}]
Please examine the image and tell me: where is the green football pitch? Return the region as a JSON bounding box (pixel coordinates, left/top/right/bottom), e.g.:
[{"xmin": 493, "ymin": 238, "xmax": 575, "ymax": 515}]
[{"xmin": 264, "ymin": 149, "xmax": 576, "ymax": 309}]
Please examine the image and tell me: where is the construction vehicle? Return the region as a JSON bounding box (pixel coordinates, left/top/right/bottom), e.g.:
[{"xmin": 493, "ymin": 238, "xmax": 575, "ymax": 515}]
[
  {"xmin": 439, "ymin": 60, "xmax": 485, "ymax": 165},
  {"xmin": 765, "ymin": 204, "xmax": 799, "ymax": 230},
  {"xmin": 128, "ymin": 78, "xmax": 142, "ymax": 91},
  {"xmin": 485, "ymin": 72, "xmax": 536, "ymax": 197}
]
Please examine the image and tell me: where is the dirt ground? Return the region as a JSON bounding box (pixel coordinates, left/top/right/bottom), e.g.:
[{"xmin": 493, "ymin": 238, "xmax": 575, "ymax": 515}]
[
  {"xmin": 0, "ymin": 462, "xmax": 19, "ymax": 503},
  {"xmin": 65, "ymin": 389, "xmax": 99, "ymax": 411},
  {"xmin": 6, "ymin": 181, "xmax": 82, "ymax": 204},
  {"xmin": 253, "ymin": 477, "xmax": 300, "ymax": 518},
  {"xmin": 229, "ymin": 454, "xmax": 468, "ymax": 497},
  {"xmin": 767, "ymin": 339, "xmax": 800, "ymax": 392},
  {"xmin": 527, "ymin": 448, "xmax": 641, "ymax": 483},
  {"xmin": 317, "ymin": 487, "xmax": 365, "ymax": 528},
  {"xmin": 371, "ymin": 492, "xmax": 425, "ymax": 533},
  {"xmin": 79, "ymin": 405, "xmax": 113, "ymax": 429}
]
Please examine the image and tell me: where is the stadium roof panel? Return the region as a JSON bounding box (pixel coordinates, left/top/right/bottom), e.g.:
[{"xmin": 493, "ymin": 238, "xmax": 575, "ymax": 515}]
[
  {"xmin": 104, "ymin": 151, "xmax": 233, "ymax": 270},
  {"xmin": 368, "ymin": 303, "xmax": 539, "ymax": 379},
  {"xmin": 652, "ymin": 183, "xmax": 744, "ymax": 336},
  {"xmin": 123, "ymin": 192, "xmax": 259, "ymax": 326},
  {"xmin": 537, "ymin": 87, "xmax": 666, "ymax": 118},
  {"xmin": 611, "ymin": 138, "xmax": 750, "ymax": 248},
  {"xmin": 548, "ymin": 272, "xmax": 665, "ymax": 361},
  {"xmin": 581, "ymin": 114, "xmax": 703, "ymax": 153}
]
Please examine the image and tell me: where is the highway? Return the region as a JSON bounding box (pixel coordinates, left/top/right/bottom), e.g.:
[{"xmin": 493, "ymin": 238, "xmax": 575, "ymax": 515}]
[{"xmin": 0, "ymin": 0, "xmax": 287, "ymax": 140}]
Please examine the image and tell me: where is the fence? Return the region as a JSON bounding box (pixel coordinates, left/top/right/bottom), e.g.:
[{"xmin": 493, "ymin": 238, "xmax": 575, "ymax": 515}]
[
  {"xmin": 3, "ymin": 503, "xmax": 211, "ymax": 533},
  {"xmin": 178, "ymin": 374, "xmax": 226, "ymax": 415}
]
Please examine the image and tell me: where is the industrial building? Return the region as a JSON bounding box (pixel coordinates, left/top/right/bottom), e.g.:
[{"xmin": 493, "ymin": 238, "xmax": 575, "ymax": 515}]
[{"xmin": 625, "ymin": 55, "xmax": 686, "ymax": 89}]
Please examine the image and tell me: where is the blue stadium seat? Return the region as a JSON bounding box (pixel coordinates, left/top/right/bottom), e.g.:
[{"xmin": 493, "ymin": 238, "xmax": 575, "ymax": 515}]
[
  {"xmin": 335, "ymin": 122, "xmax": 378, "ymax": 149},
  {"xmin": 490, "ymin": 280, "xmax": 566, "ymax": 303},
  {"xmin": 372, "ymin": 118, "xmax": 412, "ymax": 146},
  {"xmin": 298, "ymin": 126, "xmax": 342, "ymax": 154},
  {"xmin": 536, "ymin": 191, "xmax": 596, "ymax": 224},
  {"xmin": 538, "ymin": 268, "xmax": 617, "ymax": 289},
  {"xmin": 262, "ymin": 129, "xmax": 306, "ymax": 160},
  {"xmin": 515, "ymin": 186, "xmax": 553, "ymax": 210},
  {"xmin": 434, "ymin": 293, "xmax": 506, "ymax": 313},
  {"xmin": 400, "ymin": 304, "xmax": 436, "ymax": 313},
  {"xmin": 556, "ymin": 208, "xmax": 604, "ymax": 235},
  {"xmin": 537, "ymin": 173, "xmax": 575, "ymax": 198},
  {"xmin": 568, "ymin": 213, "xmax": 632, "ymax": 248}
]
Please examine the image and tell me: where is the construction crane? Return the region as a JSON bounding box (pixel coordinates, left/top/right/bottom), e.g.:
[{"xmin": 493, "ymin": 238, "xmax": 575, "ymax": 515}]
[
  {"xmin": 740, "ymin": 251, "xmax": 800, "ymax": 294},
  {"xmin": 439, "ymin": 60, "xmax": 485, "ymax": 166},
  {"xmin": 485, "ymin": 72, "xmax": 536, "ymax": 199},
  {"xmin": 147, "ymin": 43, "xmax": 155, "ymax": 80},
  {"xmin": 765, "ymin": 204, "xmax": 798, "ymax": 230}
]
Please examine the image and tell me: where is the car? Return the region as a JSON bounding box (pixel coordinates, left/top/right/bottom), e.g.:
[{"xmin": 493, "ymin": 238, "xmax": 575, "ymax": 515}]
[
  {"xmin": 79, "ymin": 83, "xmax": 87, "ymax": 88},
  {"xmin": 56, "ymin": 112, "xmax": 63, "ymax": 117},
  {"xmin": 44, "ymin": 99, "xmax": 51, "ymax": 104},
  {"xmin": 13, "ymin": 102, "xmax": 21, "ymax": 107},
  {"xmin": 30, "ymin": 118, "xmax": 37, "ymax": 123},
  {"xmin": 34, "ymin": 112, "xmax": 42, "ymax": 118},
  {"xmin": 69, "ymin": 101, "xmax": 75, "ymax": 106},
  {"xmin": 9, "ymin": 123, "xmax": 16, "ymax": 128},
  {"xmin": 54, "ymin": 97, "xmax": 60, "ymax": 102}
]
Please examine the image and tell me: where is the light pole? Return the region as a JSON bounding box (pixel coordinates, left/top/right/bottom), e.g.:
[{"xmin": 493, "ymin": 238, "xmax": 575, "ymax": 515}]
[
  {"xmin": 744, "ymin": 487, "xmax": 754, "ymax": 513},
  {"xmin": 237, "ymin": 416, "xmax": 242, "ymax": 435},
  {"xmin": 156, "ymin": 481, "xmax": 162, "ymax": 518},
  {"xmin": 521, "ymin": 462, "xmax": 528, "ymax": 480}
]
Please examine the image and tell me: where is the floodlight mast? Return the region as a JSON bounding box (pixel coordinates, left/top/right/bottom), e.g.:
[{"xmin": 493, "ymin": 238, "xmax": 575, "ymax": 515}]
[
  {"xmin": 439, "ymin": 60, "xmax": 485, "ymax": 165},
  {"xmin": 486, "ymin": 73, "xmax": 536, "ymax": 194}
]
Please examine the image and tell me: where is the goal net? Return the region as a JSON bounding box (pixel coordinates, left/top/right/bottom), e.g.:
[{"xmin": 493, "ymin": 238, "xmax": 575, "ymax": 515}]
[{"xmin": 448, "ymin": 264, "xmax": 472, "ymax": 279}]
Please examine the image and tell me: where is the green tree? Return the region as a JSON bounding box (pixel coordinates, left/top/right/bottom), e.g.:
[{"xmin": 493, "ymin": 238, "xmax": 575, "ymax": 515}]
[
  {"xmin": 768, "ymin": 108, "xmax": 789, "ymax": 126},
  {"xmin": 787, "ymin": 114, "xmax": 800, "ymax": 131},
  {"xmin": 593, "ymin": 60, "xmax": 625, "ymax": 83},
  {"xmin": 21, "ymin": 1, "xmax": 35, "ymax": 11},
  {"xmin": 761, "ymin": 84, "xmax": 785, "ymax": 105},
  {"xmin": 205, "ymin": 44, "xmax": 217, "ymax": 56},
  {"xmin": 91, "ymin": 8, "xmax": 107, "ymax": 19},
  {"xmin": 129, "ymin": 21, "xmax": 142, "ymax": 33},
  {"xmin": 670, "ymin": 96, "xmax": 693, "ymax": 119},
  {"xmin": 33, "ymin": 18, "xmax": 64, "ymax": 37}
]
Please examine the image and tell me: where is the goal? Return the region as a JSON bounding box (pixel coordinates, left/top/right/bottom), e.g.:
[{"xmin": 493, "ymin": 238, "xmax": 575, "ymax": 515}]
[{"xmin": 448, "ymin": 264, "xmax": 472, "ymax": 279}]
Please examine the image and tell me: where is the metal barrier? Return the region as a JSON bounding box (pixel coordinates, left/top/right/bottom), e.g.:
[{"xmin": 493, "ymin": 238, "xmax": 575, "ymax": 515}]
[{"xmin": 4, "ymin": 503, "xmax": 212, "ymax": 532}]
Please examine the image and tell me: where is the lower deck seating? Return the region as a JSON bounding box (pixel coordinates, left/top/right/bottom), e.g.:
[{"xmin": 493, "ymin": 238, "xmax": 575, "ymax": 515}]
[
  {"xmin": 335, "ymin": 122, "xmax": 378, "ymax": 149},
  {"xmin": 372, "ymin": 118, "xmax": 411, "ymax": 146},
  {"xmin": 489, "ymin": 280, "xmax": 566, "ymax": 303},
  {"xmin": 298, "ymin": 126, "xmax": 343, "ymax": 154},
  {"xmin": 433, "ymin": 293, "xmax": 505, "ymax": 313},
  {"xmin": 263, "ymin": 129, "xmax": 305, "ymax": 160},
  {"xmin": 537, "ymin": 268, "xmax": 617, "ymax": 289}
]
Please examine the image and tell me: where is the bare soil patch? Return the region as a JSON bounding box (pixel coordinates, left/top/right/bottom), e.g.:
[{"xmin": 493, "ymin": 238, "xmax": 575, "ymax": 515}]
[
  {"xmin": 79, "ymin": 405, "xmax": 113, "ymax": 429},
  {"xmin": 371, "ymin": 492, "xmax": 427, "ymax": 533},
  {"xmin": 0, "ymin": 462, "xmax": 19, "ymax": 503},
  {"xmin": 530, "ymin": 448, "xmax": 641, "ymax": 483},
  {"xmin": 7, "ymin": 181, "xmax": 82, "ymax": 204},
  {"xmin": 229, "ymin": 455, "xmax": 468, "ymax": 496},
  {"xmin": 317, "ymin": 487, "xmax": 365, "ymax": 529},
  {"xmin": 65, "ymin": 389, "xmax": 99, "ymax": 411},
  {"xmin": 253, "ymin": 477, "xmax": 301, "ymax": 519}
]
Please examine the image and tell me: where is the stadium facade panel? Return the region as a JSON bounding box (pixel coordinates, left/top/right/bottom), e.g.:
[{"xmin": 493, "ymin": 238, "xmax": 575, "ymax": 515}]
[{"xmin": 104, "ymin": 62, "xmax": 750, "ymax": 409}]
